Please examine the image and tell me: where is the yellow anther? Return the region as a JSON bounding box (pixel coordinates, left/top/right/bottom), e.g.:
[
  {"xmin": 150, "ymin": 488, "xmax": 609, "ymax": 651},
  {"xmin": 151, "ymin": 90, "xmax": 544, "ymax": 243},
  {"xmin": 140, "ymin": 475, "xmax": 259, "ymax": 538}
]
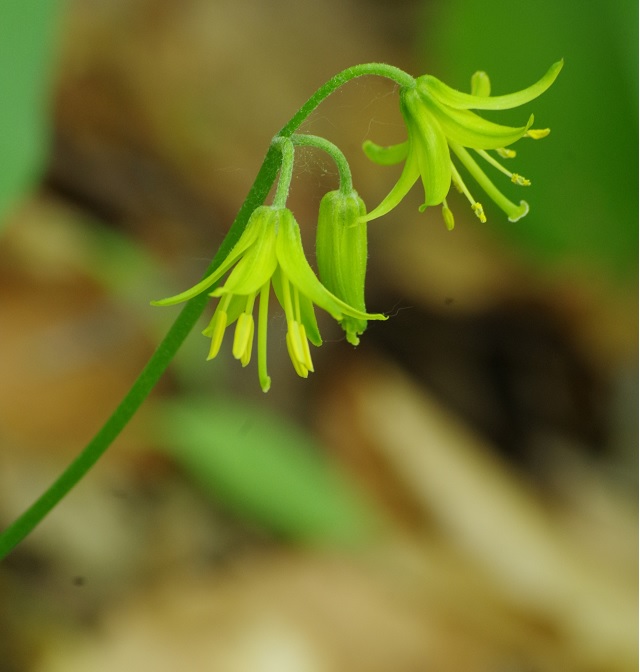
[
  {"xmin": 449, "ymin": 161, "xmax": 475, "ymax": 205},
  {"xmin": 496, "ymin": 147, "xmax": 516, "ymax": 159},
  {"xmin": 525, "ymin": 128, "xmax": 550, "ymax": 139},
  {"xmin": 298, "ymin": 323, "xmax": 314, "ymax": 372},
  {"xmin": 232, "ymin": 312, "xmax": 254, "ymax": 366},
  {"xmin": 475, "ymin": 149, "xmax": 530, "ymax": 187},
  {"xmin": 471, "ymin": 202, "xmax": 487, "ymax": 223},
  {"xmin": 286, "ymin": 330, "xmax": 308, "ymax": 378},
  {"xmin": 205, "ymin": 310, "xmax": 227, "ymax": 360},
  {"xmin": 511, "ymin": 173, "xmax": 531, "ymax": 186}
]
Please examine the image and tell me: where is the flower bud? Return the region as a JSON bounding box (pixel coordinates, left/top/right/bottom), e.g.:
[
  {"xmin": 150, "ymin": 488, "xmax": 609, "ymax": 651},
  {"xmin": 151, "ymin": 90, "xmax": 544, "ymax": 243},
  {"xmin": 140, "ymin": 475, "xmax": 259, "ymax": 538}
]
[{"xmin": 316, "ymin": 189, "xmax": 369, "ymax": 345}]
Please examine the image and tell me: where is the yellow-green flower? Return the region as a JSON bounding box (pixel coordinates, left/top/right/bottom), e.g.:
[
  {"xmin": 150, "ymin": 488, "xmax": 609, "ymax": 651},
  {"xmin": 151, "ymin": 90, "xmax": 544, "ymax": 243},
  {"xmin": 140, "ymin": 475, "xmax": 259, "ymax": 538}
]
[
  {"xmin": 363, "ymin": 60, "xmax": 563, "ymax": 227},
  {"xmin": 152, "ymin": 206, "xmax": 385, "ymax": 392}
]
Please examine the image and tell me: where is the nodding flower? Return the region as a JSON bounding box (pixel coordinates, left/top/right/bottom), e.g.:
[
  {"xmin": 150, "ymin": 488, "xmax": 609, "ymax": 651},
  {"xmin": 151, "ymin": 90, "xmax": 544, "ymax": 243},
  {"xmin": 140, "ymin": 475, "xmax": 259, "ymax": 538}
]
[
  {"xmin": 362, "ymin": 60, "xmax": 563, "ymax": 228},
  {"xmin": 152, "ymin": 205, "xmax": 385, "ymax": 392}
]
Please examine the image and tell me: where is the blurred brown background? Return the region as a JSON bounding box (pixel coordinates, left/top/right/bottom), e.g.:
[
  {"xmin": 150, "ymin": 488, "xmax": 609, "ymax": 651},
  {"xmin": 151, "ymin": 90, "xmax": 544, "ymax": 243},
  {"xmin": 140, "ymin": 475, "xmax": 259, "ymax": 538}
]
[{"xmin": 0, "ymin": 0, "xmax": 637, "ymax": 671}]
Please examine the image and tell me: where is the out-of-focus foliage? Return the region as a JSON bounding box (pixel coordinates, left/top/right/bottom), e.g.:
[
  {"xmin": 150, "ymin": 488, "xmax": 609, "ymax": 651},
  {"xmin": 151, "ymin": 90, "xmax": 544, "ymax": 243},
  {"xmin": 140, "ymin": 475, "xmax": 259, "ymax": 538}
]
[
  {"xmin": 0, "ymin": 0, "xmax": 60, "ymax": 227},
  {"xmin": 154, "ymin": 397, "xmax": 383, "ymax": 545},
  {"xmin": 426, "ymin": 0, "xmax": 638, "ymax": 283}
]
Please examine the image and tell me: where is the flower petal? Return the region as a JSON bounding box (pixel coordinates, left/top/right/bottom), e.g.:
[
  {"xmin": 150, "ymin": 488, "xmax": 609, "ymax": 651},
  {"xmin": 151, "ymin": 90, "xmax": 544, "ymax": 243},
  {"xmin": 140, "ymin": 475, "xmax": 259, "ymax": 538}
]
[
  {"xmin": 404, "ymin": 90, "xmax": 452, "ymax": 207},
  {"xmin": 275, "ymin": 209, "xmax": 386, "ymax": 323},
  {"xmin": 362, "ymin": 140, "xmax": 409, "ymax": 166},
  {"xmin": 427, "ymin": 97, "xmax": 534, "ymax": 149},
  {"xmin": 271, "ymin": 267, "xmax": 322, "ymax": 348},
  {"xmin": 420, "ymin": 60, "xmax": 563, "ymax": 110},
  {"xmin": 297, "ymin": 292, "xmax": 322, "ymax": 346},
  {"xmin": 211, "ymin": 212, "xmax": 278, "ymax": 296},
  {"xmin": 362, "ymin": 150, "xmax": 420, "ymax": 222},
  {"xmin": 450, "ymin": 142, "xmax": 530, "ymax": 221},
  {"xmin": 150, "ymin": 207, "xmax": 265, "ymax": 306},
  {"xmin": 363, "ymin": 87, "xmax": 453, "ymax": 220},
  {"xmin": 413, "ymin": 127, "xmax": 451, "ymax": 207}
]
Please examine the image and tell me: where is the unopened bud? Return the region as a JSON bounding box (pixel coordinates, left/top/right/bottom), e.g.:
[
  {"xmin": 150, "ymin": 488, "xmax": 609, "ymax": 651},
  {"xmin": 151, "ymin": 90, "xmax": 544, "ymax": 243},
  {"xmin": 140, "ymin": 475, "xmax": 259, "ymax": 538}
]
[{"xmin": 316, "ymin": 190, "xmax": 369, "ymax": 345}]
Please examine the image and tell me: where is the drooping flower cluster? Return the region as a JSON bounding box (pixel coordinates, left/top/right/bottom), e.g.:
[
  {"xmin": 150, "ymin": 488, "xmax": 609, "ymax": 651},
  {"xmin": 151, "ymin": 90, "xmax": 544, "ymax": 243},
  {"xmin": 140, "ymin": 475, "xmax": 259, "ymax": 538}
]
[
  {"xmin": 152, "ymin": 204, "xmax": 385, "ymax": 392},
  {"xmin": 363, "ymin": 60, "xmax": 563, "ymax": 228},
  {"xmin": 153, "ymin": 61, "xmax": 561, "ymax": 390}
]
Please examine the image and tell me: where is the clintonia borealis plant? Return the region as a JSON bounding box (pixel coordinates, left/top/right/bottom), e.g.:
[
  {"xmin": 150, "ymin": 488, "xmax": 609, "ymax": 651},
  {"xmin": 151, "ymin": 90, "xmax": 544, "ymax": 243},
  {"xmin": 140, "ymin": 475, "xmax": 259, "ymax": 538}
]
[{"xmin": 0, "ymin": 59, "xmax": 562, "ymax": 558}]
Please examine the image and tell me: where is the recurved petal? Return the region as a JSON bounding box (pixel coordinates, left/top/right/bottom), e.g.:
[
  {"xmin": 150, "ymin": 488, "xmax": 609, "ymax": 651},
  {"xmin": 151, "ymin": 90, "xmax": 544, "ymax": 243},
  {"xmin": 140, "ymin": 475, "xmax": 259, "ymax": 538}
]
[
  {"xmin": 150, "ymin": 207, "xmax": 265, "ymax": 306},
  {"xmin": 427, "ymin": 96, "xmax": 534, "ymax": 149},
  {"xmin": 361, "ymin": 150, "xmax": 420, "ymax": 222},
  {"xmin": 362, "ymin": 140, "xmax": 409, "ymax": 166},
  {"xmin": 419, "ymin": 60, "xmax": 563, "ymax": 110}
]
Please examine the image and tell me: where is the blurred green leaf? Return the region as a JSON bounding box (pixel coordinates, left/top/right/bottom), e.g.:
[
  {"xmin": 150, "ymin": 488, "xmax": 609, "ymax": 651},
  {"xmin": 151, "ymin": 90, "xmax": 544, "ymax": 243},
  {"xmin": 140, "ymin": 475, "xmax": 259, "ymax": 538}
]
[
  {"xmin": 424, "ymin": 0, "xmax": 638, "ymax": 283},
  {"xmin": 153, "ymin": 397, "xmax": 383, "ymax": 545},
  {"xmin": 0, "ymin": 0, "xmax": 60, "ymax": 227}
]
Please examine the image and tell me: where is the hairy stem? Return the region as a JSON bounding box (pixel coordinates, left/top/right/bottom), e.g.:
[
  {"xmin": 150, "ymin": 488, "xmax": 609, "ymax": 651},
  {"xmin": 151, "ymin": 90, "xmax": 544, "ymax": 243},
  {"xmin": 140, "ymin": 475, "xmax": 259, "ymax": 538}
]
[
  {"xmin": 272, "ymin": 138, "xmax": 295, "ymax": 208},
  {"xmin": 292, "ymin": 134, "xmax": 354, "ymax": 193}
]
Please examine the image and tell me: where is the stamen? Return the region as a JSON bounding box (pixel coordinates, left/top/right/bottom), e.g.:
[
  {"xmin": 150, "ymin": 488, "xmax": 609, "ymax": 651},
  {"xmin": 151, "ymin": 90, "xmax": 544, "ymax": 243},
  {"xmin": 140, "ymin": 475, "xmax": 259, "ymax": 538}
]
[
  {"xmin": 510, "ymin": 174, "xmax": 531, "ymax": 186},
  {"xmin": 471, "ymin": 202, "xmax": 487, "ymax": 223},
  {"xmin": 450, "ymin": 175, "xmax": 464, "ymax": 194},
  {"xmin": 442, "ymin": 198, "xmax": 455, "ymax": 231},
  {"xmin": 496, "ymin": 148, "xmax": 516, "ymax": 159},
  {"xmin": 449, "ymin": 161, "xmax": 475, "ymax": 205},
  {"xmin": 475, "ymin": 149, "xmax": 531, "ymax": 186},
  {"xmin": 281, "ymin": 274, "xmax": 295, "ymax": 324},
  {"xmin": 286, "ymin": 330, "xmax": 308, "ymax": 378},
  {"xmin": 449, "ymin": 160, "xmax": 485, "ymax": 221},
  {"xmin": 450, "ymin": 142, "xmax": 529, "ymax": 223},
  {"xmin": 232, "ymin": 312, "xmax": 254, "ymax": 366},
  {"xmin": 288, "ymin": 321, "xmax": 307, "ymax": 367},
  {"xmin": 298, "ymin": 323, "xmax": 314, "ymax": 372},
  {"xmin": 202, "ymin": 293, "xmax": 232, "ymax": 337},
  {"xmin": 292, "ymin": 285, "xmax": 302, "ymax": 323},
  {"xmin": 206, "ymin": 310, "xmax": 227, "ymax": 360},
  {"xmin": 257, "ymin": 281, "xmax": 271, "ymax": 393},
  {"xmin": 203, "ymin": 293, "xmax": 233, "ymax": 360}
]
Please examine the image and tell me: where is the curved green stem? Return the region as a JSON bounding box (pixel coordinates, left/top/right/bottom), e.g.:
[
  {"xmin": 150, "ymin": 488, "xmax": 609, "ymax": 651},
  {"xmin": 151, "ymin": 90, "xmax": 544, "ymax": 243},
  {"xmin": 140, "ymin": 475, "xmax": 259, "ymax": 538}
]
[
  {"xmin": 278, "ymin": 63, "xmax": 414, "ymax": 137},
  {"xmin": 272, "ymin": 138, "xmax": 295, "ymax": 208},
  {"xmin": 0, "ymin": 61, "xmax": 414, "ymax": 561},
  {"xmin": 292, "ymin": 134, "xmax": 354, "ymax": 193}
]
